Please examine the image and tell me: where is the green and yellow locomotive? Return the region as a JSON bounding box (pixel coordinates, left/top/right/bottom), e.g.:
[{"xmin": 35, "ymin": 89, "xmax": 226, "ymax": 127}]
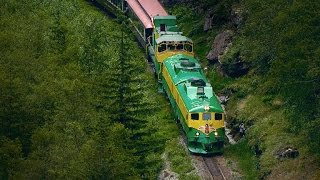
[
  {"xmin": 148, "ymin": 16, "xmax": 225, "ymax": 154},
  {"xmin": 93, "ymin": 0, "xmax": 225, "ymax": 154}
]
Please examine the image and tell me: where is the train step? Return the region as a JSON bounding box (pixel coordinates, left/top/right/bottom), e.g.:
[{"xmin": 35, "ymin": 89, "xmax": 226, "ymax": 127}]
[{"xmin": 158, "ymin": 84, "xmax": 164, "ymax": 93}]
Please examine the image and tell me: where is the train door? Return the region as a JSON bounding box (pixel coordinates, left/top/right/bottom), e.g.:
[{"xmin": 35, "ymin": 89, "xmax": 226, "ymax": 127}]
[
  {"xmin": 123, "ymin": 0, "xmax": 128, "ymax": 12},
  {"xmin": 145, "ymin": 28, "xmax": 153, "ymax": 45}
]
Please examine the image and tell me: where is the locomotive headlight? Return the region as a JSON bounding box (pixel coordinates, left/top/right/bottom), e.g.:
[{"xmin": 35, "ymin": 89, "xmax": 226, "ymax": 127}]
[
  {"xmin": 195, "ymin": 132, "xmax": 200, "ymax": 136},
  {"xmin": 214, "ymin": 132, "xmax": 218, "ymax": 136},
  {"xmin": 204, "ymin": 105, "xmax": 209, "ymax": 111}
]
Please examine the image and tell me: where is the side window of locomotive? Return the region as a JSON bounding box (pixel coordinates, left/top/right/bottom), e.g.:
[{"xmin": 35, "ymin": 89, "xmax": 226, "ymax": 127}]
[
  {"xmin": 185, "ymin": 44, "xmax": 193, "ymax": 52},
  {"xmin": 160, "ymin": 24, "xmax": 166, "ymax": 31},
  {"xmin": 176, "ymin": 43, "xmax": 183, "ymax": 50},
  {"xmin": 215, "ymin": 113, "xmax": 223, "ymax": 120},
  {"xmin": 191, "ymin": 113, "xmax": 199, "ymax": 120},
  {"xmin": 158, "ymin": 44, "xmax": 166, "ymax": 53},
  {"xmin": 168, "ymin": 44, "xmax": 175, "ymax": 51},
  {"xmin": 203, "ymin": 113, "xmax": 211, "ymax": 120}
]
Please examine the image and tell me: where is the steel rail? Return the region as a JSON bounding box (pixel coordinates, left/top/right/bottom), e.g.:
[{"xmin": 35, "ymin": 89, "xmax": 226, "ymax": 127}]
[{"xmin": 202, "ymin": 156, "xmax": 227, "ymax": 180}]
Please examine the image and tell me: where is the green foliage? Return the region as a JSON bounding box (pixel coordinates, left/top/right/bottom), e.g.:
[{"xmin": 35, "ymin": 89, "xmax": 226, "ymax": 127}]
[
  {"xmin": 0, "ymin": 137, "xmax": 23, "ymax": 179},
  {"xmin": 238, "ymin": 0, "xmax": 320, "ymax": 155},
  {"xmin": 224, "ymin": 138, "xmax": 259, "ymax": 180},
  {"xmin": 166, "ymin": 138, "xmax": 200, "ymax": 180},
  {"xmin": 104, "ymin": 32, "xmax": 149, "ymax": 130},
  {"xmin": 0, "ymin": 0, "xmax": 174, "ymax": 179}
]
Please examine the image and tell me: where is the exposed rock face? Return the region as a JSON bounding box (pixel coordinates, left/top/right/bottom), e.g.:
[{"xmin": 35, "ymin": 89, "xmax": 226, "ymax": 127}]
[
  {"xmin": 206, "ymin": 30, "xmax": 233, "ymax": 62},
  {"xmin": 158, "ymin": 153, "xmax": 179, "ymax": 180},
  {"xmin": 203, "ymin": 11, "xmax": 214, "ymax": 31},
  {"xmin": 275, "ymin": 147, "xmax": 299, "ymax": 159},
  {"xmin": 231, "ymin": 7, "xmax": 243, "ymax": 29},
  {"xmin": 220, "ymin": 58, "xmax": 250, "ymax": 78},
  {"xmin": 207, "ymin": 30, "xmax": 249, "ymax": 77},
  {"xmin": 158, "ymin": 170, "xmax": 179, "ymax": 180}
]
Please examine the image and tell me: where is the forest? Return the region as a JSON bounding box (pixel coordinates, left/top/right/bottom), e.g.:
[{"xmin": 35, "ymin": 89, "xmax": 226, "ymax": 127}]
[{"xmin": 0, "ymin": 0, "xmax": 183, "ymax": 179}]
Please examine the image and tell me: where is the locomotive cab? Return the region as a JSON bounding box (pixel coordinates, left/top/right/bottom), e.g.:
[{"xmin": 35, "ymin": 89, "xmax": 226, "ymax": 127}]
[
  {"xmin": 155, "ymin": 37, "xmax": 194, "ymax": 62},
  {"xmin": 157, "ymin": 41, "xmax": 193, "ymax": 53},
  {"xmin": 152, "ymin": 16, "xmax": 194, "ymax": 63}
]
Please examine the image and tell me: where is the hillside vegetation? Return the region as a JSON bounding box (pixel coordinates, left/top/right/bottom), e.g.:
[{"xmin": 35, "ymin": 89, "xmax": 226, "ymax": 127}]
[
  {"xmin": 1, "ymin": 0, "xmax": 319, "ymax": 179},
  {"xmin": 0, "ymin": 0, "xmax": 192, "ymax": 179},
  {"xmin": 169, "ymin": 0, "xmax": 320, "ymax": 179}
]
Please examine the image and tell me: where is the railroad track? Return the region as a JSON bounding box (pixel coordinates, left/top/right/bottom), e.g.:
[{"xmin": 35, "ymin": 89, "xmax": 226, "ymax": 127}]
[
  {"xmin": 179, "ymin": 134, "xmax": 230, "ymax": 180},
  {"xmin": 202, "ymin": 156, "xmax": 227, "ymax": 180},
  {"xmin": 190, "ymin": 154, "xmax": 229, "ymax": 180}
]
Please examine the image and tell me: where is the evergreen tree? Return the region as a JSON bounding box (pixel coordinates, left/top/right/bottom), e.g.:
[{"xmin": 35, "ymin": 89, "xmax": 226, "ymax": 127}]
[
  {"xmin": 104, "ymin": 27, "xmax": 150, "ymax": 135},
  {"xmin": 100, "ymin": 20, "xmax": 164, "ymax": 177}
]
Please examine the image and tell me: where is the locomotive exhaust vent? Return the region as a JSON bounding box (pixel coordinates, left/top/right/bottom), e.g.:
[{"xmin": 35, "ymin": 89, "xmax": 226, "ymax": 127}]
[
  {"xmin": 180, "ymin": 59, "xmax": 195, "ymax": 67},
  {"xmin": 190, "ymin": 78, "xmax": 206, "ymax": 87}
]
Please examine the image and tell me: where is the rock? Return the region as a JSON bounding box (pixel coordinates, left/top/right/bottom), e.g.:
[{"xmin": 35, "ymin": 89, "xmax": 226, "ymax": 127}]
[
  {"xmin": 206, "ymin": 30, "xmax": 233, "ymax": 62},
  {"xmin": 239, "ymin": 123, "xmax": 246, "ymax": 137},
  {"xmin": 218, "ymin": 95, "xmax": 229, "ymax": 105},
  {"xmin": 205, "ymin": 8, "xmax": 249, "ymax": 77},
  {"xmin": 231, "ymin": 6, "xmax": 243, "ymax": 29},
  {"xmin": 203, "ymin": 12, "xmax": 213, "ymax": 31},
  {"xmin": 158, "ymin": 170, "xmax": 179, "ymax": 180},
  {"xmin": 275, "ymin": 147, "xmax": 299, "ymax": 159},
  {"xmin": 254, "ymin": 145, "xmax": 262, "ymax": 156},
  {"xmin": 158, "ymin": 153, "xmax": 179, "ymax": 180},
  {"xmin": 225, "ymin": 125, "xmax": 236, "ymax": 145},
  {"xmin": 220, "ymin": 57, "xmax": 250, "ymax": 77}
]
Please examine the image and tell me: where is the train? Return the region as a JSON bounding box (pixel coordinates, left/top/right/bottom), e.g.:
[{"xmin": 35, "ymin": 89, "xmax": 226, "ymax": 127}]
[{"xmin": 92, "ymin": 0, "xmax": 225, "ymax": 154}]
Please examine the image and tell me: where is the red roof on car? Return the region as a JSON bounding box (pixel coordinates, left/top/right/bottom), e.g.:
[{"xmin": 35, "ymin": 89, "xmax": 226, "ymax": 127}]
[
  {"xmin": 127, "ymin": 0, "xmax": 168, "ymax": 29},
  {"xmin": 127, "ymin": 0, "xmax": 153, "ymax": 28},
  {"xmin": 136, "ymin": 0, "xmax": 168, "ymax": 18}
]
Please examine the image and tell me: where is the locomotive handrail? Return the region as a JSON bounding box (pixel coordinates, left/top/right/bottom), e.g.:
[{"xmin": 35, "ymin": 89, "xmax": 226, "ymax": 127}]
[{"xmin": 147, "ymin": 36, "xmax": 153, "ymax": 47}]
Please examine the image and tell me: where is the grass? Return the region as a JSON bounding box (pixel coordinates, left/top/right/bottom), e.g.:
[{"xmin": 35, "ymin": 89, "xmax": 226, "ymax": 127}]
[
  {"xmin": 166, "ymin": 138, "xmax": 200, "ymax": 180},
  {"xmin": 224, "ymin": 138, "xmax": 259, "ymax": 180}
]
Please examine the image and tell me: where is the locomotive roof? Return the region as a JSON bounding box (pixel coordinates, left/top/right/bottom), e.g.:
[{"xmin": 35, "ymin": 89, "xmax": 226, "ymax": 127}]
[
  {"xmin": 163, "ymin": 55, "xmax": 207, "ymax": 87},
  {"xmin": 156, "ymin": 34, "xmax": 192, "ymax": 44},
  {"xmin": 153, "ymin": 15, "xmax": 176, "ymax": 20},
  {"xmin": 163, "ymin": 54, "xmax": 223, "ymax": 113}
]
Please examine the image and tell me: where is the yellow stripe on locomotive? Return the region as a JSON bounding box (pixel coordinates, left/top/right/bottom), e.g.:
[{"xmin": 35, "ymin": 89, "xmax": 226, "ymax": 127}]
[{"xmin": 187, "ymin": 112, "xmax": 224, "ymax": 134}]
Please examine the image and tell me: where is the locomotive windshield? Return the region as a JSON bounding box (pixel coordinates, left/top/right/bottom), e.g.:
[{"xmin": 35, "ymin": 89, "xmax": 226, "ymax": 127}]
[
  {"xmin": 184, "ymin": 43, "xmax": 192, "ymax": 52},
  {"xmin": 158, "ymin": 43, "xmax": 166, "ymax": 52},
  {"xmin": 157, "ymin": 41, "xmax": 193, "ymax": 53},
  {"xmin": 215, "ymin": 113, "xmax": 223, "ymax": 120},
  {"xmin": 203, "ymin": 113, "xmax": 211, "ymax": 120},
  {"xmin": 168, "ymin": 44, "xmax": 175, "ymax": 50},
  {"xmin": 191, "ymin": 113, "xmax": 199, "ymax": 120}
]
